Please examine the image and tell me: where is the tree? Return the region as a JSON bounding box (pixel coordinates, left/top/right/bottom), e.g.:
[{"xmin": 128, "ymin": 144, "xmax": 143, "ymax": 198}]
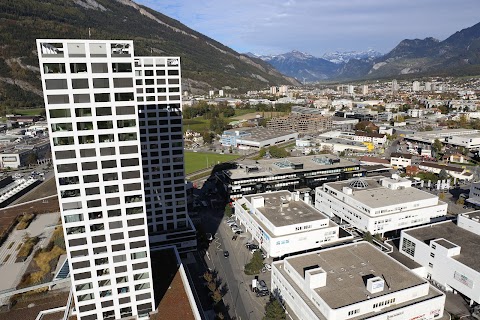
[
  {"xmin": 438, "ymin": 169, "xmax": 449, "ymax": 180},
  {"xmin": 363, "ymin": 231, "xmax": 374, "ymax": 243},
  {"xmin": 25, "ymin": 153, "xmax": 37, "ymax": 166},
  {"xmin": 207, "ymin": 281, "xmax": 217, "ymax": 292},
  {"xmin": 432, "ymin": 139, "xmax": 443, "ymax": 157},
  {"xmin": 202, "ymin": 131, "xmax": 214, "ymax": 144},
  {"xmin": 424, "ymin": 125, "xmax": 433, "ymax": 131},
  {"xmin": 459, "ymin": 114, "xmax": 469, "ymax": 128},
  {"xmin": 211, "ymin": 289, "xmax": 222, "ymax": 304},
  {"xmin": 439, "ymin": 192, "xmax": 446, "ymax": 201},
  {"xmin": 456, "ymin": 198, "xmax": 465, "ymax": 205},
  {"xmin": 267, "ymin": 146, "xmax": 289, "ymax": 158},
  {"xmin": 244, "ymin": 250, "xmax": 264, "ymax": 275},
  {"xmin": 203, "ymin": 271, "xmax": 214, "ymax": 283},
  {"xmin": 263, "ymin": 298, "xmax": 286, "ymax": 320}
]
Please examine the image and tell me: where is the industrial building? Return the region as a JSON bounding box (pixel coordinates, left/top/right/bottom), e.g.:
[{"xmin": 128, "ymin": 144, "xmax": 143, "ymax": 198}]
[
  {"xmin": 233, "ymin": 190, "xmax": 351, "ymax": 258},
  {"xmin": 271, "ymin": 242, "xmax": 446, "ymax": 320},
  {"xmin": 404, "ymin": 129, "xmax": 480, "ymax": 150},
  {"xmin": 315, "ymin": 176, "xmax": 447, "ymax": 235},
  {"xmin": 220, "ymin": 127, "xmax": 298, "ymax": 150}
]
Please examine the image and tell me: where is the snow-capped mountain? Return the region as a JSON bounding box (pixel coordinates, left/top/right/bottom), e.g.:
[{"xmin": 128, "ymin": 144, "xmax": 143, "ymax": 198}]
[
  {"xmin": 322, "ymin": 49, "xmax": 383, "ymax": 64},
  {"xmin": 249, "ymin": 50, "xmax": 337, "ymax": 82}
]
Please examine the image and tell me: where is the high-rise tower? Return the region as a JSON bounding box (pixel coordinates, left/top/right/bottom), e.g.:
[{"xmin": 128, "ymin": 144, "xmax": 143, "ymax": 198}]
[{"xmin": 37, "ymin": 39, "xmax": 195, "ymax": 320}]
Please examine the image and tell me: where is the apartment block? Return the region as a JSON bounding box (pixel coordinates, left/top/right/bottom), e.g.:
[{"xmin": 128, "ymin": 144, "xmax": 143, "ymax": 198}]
[
  {"xmin": 37, "ymin": 39, "xmax": 195, "ymax": 320},
  {"xmin": 267, "ymin": 114, "xmax": 332, "ymax": 134},
  {"xmin": 134, "ymin": 57, "xmax": 196, "ymax": 253}
]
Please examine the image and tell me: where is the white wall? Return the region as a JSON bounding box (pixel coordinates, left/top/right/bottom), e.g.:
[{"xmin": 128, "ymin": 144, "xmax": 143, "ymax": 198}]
[
  {"xmin": 315, "ymin": 187, "xmax": 447, "ymax": 234},
  {"xmin": 234, "ymin": 198, "xmax": 343, "ymax": 258},
  {"xmin": 400, "ymin": 229, "xmax": 480, "ymax": 304}
]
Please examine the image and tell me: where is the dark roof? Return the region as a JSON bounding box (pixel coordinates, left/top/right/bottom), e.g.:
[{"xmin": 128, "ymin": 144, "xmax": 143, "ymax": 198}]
[
  {"xmin": 419, "ymin": 162, "xmax": 464, "ymax": 173},
  {"xmin": 359, "ymin": 156, "xmax": 390, "ymax": 164},
  {"xmin": 355, "ymin": 131, "xmax": 385, "ymax": 138},
  {"xmin": 390, "ymin": 152, "xmax": 413, "ymax": 160}
]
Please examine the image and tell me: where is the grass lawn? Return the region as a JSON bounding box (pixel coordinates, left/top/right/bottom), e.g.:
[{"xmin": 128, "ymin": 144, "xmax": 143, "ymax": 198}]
[
  {"xmin": 17, "ymin": 108, "xmax": 45, "ymax": 116},
  {"xmin": 183, "ymin": 118, "xmax": 210, "ymax": 133},
  {"xmin": 184, "ymin": 151, "xmax": 239, "ymax": 174},
  {"xmin": 233, "ymin": 108, "xmax": 257, "ymax": 117}
]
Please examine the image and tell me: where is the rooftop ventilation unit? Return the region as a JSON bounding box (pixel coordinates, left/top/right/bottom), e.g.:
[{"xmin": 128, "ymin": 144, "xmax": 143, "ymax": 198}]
[{"xmin": 366, "ymin": 276, "xmax": 385, "ymax": 294}]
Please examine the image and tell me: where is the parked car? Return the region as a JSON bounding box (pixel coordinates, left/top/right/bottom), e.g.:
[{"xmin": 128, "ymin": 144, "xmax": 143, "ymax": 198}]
[
  {"xmin": 255, "ymin": 280, "xmax": 269, "ymax": 297},
  {"xmin": 263, "ymin": 263, "xmax": 271, "ymax": 271},
  {"xmin": 246, "ymin": 243, "xmax": 259, "ymax": 250},
  {"xmin": 227, "ymin": 221, "xmax": 237, "ymax": 227}
]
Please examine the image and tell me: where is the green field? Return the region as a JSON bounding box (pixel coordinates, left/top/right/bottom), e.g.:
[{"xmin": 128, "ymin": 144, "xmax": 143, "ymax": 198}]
[
  {"xmin": 183, "ymin": 118, "xmax": 210, "ymax": 133},
  {"xmin": 184, "ymin": 151, "xmax": 240, "ymax": 174},
  {"xmin": 16, "ymin": 108, "xmax": 45, "ymax": 116}
]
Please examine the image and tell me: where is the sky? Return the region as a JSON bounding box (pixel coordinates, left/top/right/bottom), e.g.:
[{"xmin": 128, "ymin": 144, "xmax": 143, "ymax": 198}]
[{"xmin": 135, "ymin": 0, "xmax": 480, "ymax": 57}]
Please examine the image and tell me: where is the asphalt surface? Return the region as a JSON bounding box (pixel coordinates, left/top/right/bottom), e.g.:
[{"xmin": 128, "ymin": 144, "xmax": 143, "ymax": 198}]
[{"xmin": 202, "ymin": 211, "xmax": 270, "ymax": 320}]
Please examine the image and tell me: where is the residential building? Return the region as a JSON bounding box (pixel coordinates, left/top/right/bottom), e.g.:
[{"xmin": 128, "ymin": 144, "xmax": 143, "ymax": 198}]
[
  {"xmin": 271, "ymin": 242, "xmax": 446, "ymax": 320},
  {"xmin": 38, "ymin": 39, "xmax": 155, "ymax": 320},
  {"xmin": 412, "ymin": 81, "xmax": 420, "ymax": 92},
  {"xmin": 220, "ymin": 127, "xmax": 297, "ymax": 150},
  {"xmin": 267, "ymin": 114, "xmax": 332, "ymax": 134},
  {"xmin": 134, "ymin": 57, "xmax": 197, "ymax": 253},
  {"xmin": 218, "ymin": 155, "xmax": 364, "ymax": 199},
  {"xmin": 362, "ymin": 84, "xmax": 368, "ymax": 95},
  {"xmin": 353, "ymin": 132, "xmax": 386, "ymax": 146},
  {"xmin": 37, "ymin": 39, "xmax": 196, "ymax": 319},
  {"xmin": 418, "ymin": 162, "xmax": 473, "ymax": 181},
  {"xmin": 233, "ymin": 190, "xmax": 350, "ymax": 258},
  {"xmin": 399, "ymin": 214, "xmax": 480, "ymax": 305},
  {"xmin": 390, "ymin": 152, "xmax": 413, "ymax": 169},
  {"xmin": 315, "ymin": 175, "xmax": 447, "ymax": 235}
]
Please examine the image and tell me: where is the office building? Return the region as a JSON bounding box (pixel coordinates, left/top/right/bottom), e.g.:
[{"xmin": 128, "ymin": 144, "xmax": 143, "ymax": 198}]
[
  {"xmin": 271, "ymin": 242, "xmax": 446, "ymax": 320},
  {"xmin": 399, "ymin": 213, "xmax": 480, "ymax": 305},
  {"xmin": 315, "ymin": 175, "xmax": 447, "ymax": 235},
  {"xmin": 37, "ymin": 39, "xmax": 195, "ymax": 320},
  {"xmin": 219, "ymin": 154, "xmax": 364, "ymax": 199},
  {"xmin": 466, "ymin": 181, "xmax": 480, "ymax": 208},
  {"xmin": 233, "ymin": 190, "xmax": 351, "ymax": 258}
]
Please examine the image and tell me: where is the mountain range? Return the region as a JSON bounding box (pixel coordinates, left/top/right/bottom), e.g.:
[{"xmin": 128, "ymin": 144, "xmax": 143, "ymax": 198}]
[
  {"xmin": 252, "ymin": 22, "xmax": 480, "ymax": 82},
  {"xmin": 0, "ymin": 0, "xmax": 299, "ymax": 107},
  {"xmin": 0, "ymin": 1, "xmax": 480, "ymax": 107}
]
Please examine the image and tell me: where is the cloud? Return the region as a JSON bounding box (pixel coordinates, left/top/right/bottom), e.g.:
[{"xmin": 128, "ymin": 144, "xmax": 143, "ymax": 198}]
[{"xmin": 135, "ymin": 0, "xmax": 480, "ymax": 56}]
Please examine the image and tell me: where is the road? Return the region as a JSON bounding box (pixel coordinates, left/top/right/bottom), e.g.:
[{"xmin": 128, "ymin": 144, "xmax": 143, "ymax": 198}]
[{"xmin": 203, "ymin": 211, "xmax": 268, "ymax": 320}]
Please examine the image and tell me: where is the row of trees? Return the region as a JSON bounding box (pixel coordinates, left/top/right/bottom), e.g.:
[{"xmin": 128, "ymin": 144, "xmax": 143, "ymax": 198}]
[
  {"xmin": 203, "ymin": 269, "xmax": 227, "ymax": 319},
  {"xmin": 257, "ymin": 146, "xmax": 290, "ymax": 159},
  {"xmin": 183, "ymin": 101, "xmax": 235, "ymax": 120}
]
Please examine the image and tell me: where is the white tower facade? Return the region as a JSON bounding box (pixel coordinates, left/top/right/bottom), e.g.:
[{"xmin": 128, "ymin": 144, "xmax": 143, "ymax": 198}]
[{"xmin": 37, "ymin": 39, "xmax": 156, "ymax": 320}]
